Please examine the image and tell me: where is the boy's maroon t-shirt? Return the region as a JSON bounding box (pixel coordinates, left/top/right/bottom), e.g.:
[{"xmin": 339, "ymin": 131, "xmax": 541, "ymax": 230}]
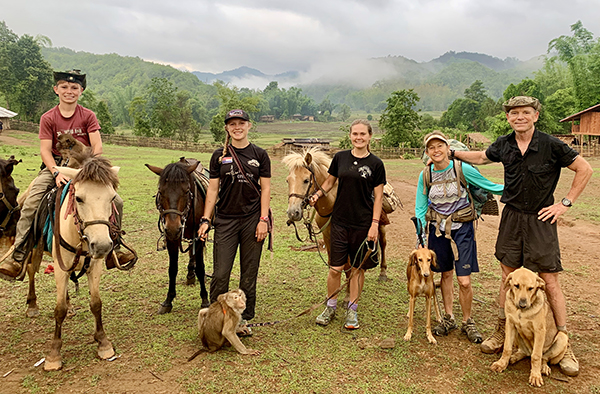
[{"xmin": 39, "ymin": 104, "xmax": 100, "ymax": 156}]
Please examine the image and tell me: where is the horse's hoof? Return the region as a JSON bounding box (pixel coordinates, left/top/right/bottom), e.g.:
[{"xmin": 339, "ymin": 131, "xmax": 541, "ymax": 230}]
[
  {"xmin": 44, "ymin": 359, "xmax": 62, "ymax": 371},
  {"xmin": 157, "ymin": 304, "xmax": 172, "ymax": 314},
  {"xmin": 378, "ymin": 274, "xmax": 390, "ymax": 282},
  {"xmin": 186, "ymin": 276, "xmax": 196, "ymax": 286},
  {"xmin": 98, "ymin": 347, "xmax": 115, "ymax": 360},
  {"xmin": 26, "ymin": 308, "xmax": 40, "ymax": 318},
  {"xmin": 201, "ymin": 298, "xmax": 210, "ymax": 308}
]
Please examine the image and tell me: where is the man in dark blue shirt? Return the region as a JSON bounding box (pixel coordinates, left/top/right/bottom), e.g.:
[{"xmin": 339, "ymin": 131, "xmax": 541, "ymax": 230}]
[{"xmin": 453, "ymin": 96, "xmax": 593, "ymax": 377}]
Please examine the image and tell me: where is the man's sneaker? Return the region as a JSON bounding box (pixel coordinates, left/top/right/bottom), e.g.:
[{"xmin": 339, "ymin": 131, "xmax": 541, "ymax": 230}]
[
  {"xmin": 461, "ymin": 318, "xmax": 483, "ymax": 343},
  {"xmin": 315, "ymin": 306, "xmax": 336, "ymax": 326},
  {"xmin": 559, "ymin": 342, "xmax": 579, "ymax": 377},
  {"xmin": 433, "ymin": 313, "xmax": 457, "ymax": 336},
  {"xmin": 344, "ymin": 309, "xmax": 360, "ymax": 330},
  {"xmin": 481, "ymin": 317, "xmax": 506, "ymax": 354}
]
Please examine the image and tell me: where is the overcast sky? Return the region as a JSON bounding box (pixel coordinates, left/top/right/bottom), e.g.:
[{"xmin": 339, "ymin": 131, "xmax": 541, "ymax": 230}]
[{"xmin": 3, "ymin": 0, "xmax": 600, "ymax": 79}]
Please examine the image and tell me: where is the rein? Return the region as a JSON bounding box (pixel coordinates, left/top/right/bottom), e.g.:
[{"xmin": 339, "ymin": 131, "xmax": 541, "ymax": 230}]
[
  {"xmin": 155, "ymin": 177, "xmax": 198, "ymax": 254},
  {"xmin": 246, "ymin": 240, "xmax": 375, "ymax": 329},
  {"xmin": 54, "ymin": 183, "xmax": 133, "ymax": 273},
  {"xmin": 286, "ymin": 163, "xmax": 332, "ymax": 264}
]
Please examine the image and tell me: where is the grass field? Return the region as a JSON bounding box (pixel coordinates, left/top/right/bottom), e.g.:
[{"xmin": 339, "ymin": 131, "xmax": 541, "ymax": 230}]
[{"xmin": 1, "ymin": 130, "xmax": 600, "ymax": 393}]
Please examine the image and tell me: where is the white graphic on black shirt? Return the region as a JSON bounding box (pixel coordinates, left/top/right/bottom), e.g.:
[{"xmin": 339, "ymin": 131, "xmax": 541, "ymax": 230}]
[
  {"xmin": 358, "ymin": 165, "xmax": 372, "ymax": 179},
  {"xmin": 247, "ymin": 159, "xmax": 260, "ymax": 168}
]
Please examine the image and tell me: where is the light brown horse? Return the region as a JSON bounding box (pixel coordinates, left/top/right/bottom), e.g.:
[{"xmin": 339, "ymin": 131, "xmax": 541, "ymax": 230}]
[
  {"xmin": 44, "ymin": 154, "xmax": 121, "ymax": 371},
  {"xmin": 283, "ymin": 148, "xmax": 388, "ymax": 281}
]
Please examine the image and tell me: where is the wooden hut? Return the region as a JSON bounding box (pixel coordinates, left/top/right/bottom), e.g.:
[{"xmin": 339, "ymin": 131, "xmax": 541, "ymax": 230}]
[
  {"xmin": 260, "ymin": 115, "xmax": 275, "ymax": 122},
  {"xmin": 0, "ymin": 107, "xmax": 18, "ymax": 132},
  {"xmin": 466, "ymin": 133, "xmax": 491, "ymax": 149},
  {"xmin": 560, "ymin": 103, "xmax": 600, "ymax": 155}
]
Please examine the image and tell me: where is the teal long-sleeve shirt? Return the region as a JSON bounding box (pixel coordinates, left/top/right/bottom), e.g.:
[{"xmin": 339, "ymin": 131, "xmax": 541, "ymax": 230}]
[{"xmin": 415, "ymin": 160, "xmax": 504, "ymax": 231}]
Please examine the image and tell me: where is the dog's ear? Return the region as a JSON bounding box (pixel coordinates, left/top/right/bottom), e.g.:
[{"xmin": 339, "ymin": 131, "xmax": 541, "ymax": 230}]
[
  {"xmin": 429, "ymin": 249, "xmax": 437, "ymax": 268},
  {"xmin": 536, "ymin": 275, "xmax": 546, "ymax": 292},
  {"xmin": 409, "ymin": 250, "xmax": 417, "ymax": 266},
  {"xmin": 504, "ymin": 272, "xmax": 514, "ymax": 289}
]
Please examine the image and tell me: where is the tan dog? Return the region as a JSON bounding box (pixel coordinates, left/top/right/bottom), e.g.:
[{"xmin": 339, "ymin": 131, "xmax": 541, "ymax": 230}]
[
  {"xmin": 404, "ymin": 248, "xmax": 442, "ymax": 344},
  {"xmin": 490, "ymin": 267, "xmax": 568, "ymax": 387}
]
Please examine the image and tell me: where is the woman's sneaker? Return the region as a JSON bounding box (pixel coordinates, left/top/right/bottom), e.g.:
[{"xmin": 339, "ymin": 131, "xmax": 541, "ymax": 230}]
[
  {"xmin": 433, "ymin": 313, "xmax": 457, "ymax": 336},
  {"xmin": 344, "ymin": 309, "xmax": 360, "ymax": 329},
  {"xmin": 461, "ymin": 318, "xmax": 483, "ymax": 343},
  {"xmin": 315, "ymin": 306, "xmax": 336, "ymax": 326}
]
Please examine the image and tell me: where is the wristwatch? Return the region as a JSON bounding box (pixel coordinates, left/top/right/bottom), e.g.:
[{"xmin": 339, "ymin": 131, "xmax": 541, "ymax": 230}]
[
  {"xmin": 561, "ymin": 197, "xmax": 572, "ymax": 207},
  {"xmin": 53, "ymin": 170, "xmax": 60, "ymax": 178}
]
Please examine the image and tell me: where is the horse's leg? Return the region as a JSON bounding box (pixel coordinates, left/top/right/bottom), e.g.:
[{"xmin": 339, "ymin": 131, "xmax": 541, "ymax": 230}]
[
  {"xmin": 194, "ymin": 241, "xmax": 210, "ymax": 308},
  {"xmin": 158, "ymin": 241, "xmax": 178, "ymax": 314},
  {"xmin": 378, "ymin": 226, "xmax": 389, "ymax": 282},
  {"xmin": 186, "ymin": 244, "xmax": 196, "ymax": 286},
  {"xmin": 25, "ymin": 252, "xmax": 39, "ymax": 318},
  {"xmin": 88, "ymin": 259, "xmax": 114, "ymax": 360},
  {"xmin": 44, "ymin": 268, "xmax": 69, "ymax": 371}
]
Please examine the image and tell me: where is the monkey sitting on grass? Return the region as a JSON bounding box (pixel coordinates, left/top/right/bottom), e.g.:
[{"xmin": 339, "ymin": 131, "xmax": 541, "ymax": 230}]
[{"xmin": 197, "ymin": 289, "xmax": 260, "ymax": 355}]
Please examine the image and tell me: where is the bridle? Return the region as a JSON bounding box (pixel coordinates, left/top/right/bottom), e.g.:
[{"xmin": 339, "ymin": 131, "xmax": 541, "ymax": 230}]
[
  {"xmin": 155, "ymin": 178, "xmax": 196, "ymax": 253},
  {"xmin": 287, "ymin": 164, "xmax": 328, "ymax": 211},
  {"xmin": 286, "ymin": 163, "xmax": 332, "ymax": 264},
  {"xmin": 0, "ymin": 180, "xmax": 20, "ymax": 235},
  {"xmin": 54, "ymin": 182, "xmax": 134, "ymax": 273}
]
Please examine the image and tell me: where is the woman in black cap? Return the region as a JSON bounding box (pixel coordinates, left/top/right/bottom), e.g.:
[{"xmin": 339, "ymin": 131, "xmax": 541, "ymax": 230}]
[{"xmin": 198, "ymin": 109, "xmax": 271, "ymax": 335}]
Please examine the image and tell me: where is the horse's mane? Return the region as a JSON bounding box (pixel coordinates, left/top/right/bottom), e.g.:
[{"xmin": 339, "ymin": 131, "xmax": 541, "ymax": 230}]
[
  {"xmin": 282, "ymin": 147, "xmax": 332, "ymax": 178},
  {"xmin": 72, "ymin": 151, "xmax": 119, "ymax": 189},
  {"xmin": 159, "ymin": 162, "xmax": 189, "ymax": 186}
]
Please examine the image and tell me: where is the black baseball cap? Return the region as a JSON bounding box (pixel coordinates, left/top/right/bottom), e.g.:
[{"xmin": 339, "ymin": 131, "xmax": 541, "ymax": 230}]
[
  {"xmin": 224, "ymin": 109, "xmax": 250, "ymax": 124},
  {"xmin": 53, "ymin": 70, "xmax": 86, "ymax": 90}
]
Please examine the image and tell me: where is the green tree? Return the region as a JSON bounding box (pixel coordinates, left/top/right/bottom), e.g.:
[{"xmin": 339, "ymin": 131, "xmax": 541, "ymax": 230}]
[
  {"xmin": 338, "ymin": 104, "xmax": 352, "ymax": 121},
  {"xmin": 0, "ymin": 23, "xmax": 54, "ymax": 120},
  {"xmin": 129, "ymin": 96, "xmax": 151, "ymax": 137},
  {"xmin": 463, "ymin": 80, "xmax": 487, "ymax": 104},
  {"xmin": 379, "ymin": 89, "xmax": 421, "ymax": 147},
  {"xmin": 96, "ymin": 100, "xmax": 114, "ymax": 135},
  {"xmin": 548, "ymin": 21, "xmax": 600, "ymax": 110}
]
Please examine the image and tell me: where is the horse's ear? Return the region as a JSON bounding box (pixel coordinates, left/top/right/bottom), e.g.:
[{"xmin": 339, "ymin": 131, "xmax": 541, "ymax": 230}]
[
  {"xmin": 56, "ymin": 166, "xmax": 80, "ymax": 180},
  {"xmin": 186, "ymin": 161, "xmax": 199, "ymax": 174},
  {"xmin": 305, "ymin": 152, "xmax": 313, "ymax": 166},
  {"xmin": 145, "ymin": 164, "xmax": 163, "ymax": 176},
  {"xmin": 111, "ymin": 166, "xmax": 120, "ymax": 177},
  {"xmin": 5, "ymin": 156, "xmax": 21, "ymax": 176}
]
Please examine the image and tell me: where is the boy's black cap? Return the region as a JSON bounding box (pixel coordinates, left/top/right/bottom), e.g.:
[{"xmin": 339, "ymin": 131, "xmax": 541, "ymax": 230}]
[
  {"xmin": 224, "ymin": 109, "xmax": 250, "ymax": 124},
  {"xmin": 53, "ymin": 70, "xmax": 86, "ymax": 90}
]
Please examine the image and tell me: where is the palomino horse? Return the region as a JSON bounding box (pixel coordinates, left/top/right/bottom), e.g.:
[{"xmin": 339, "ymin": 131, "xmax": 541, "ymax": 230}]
[
  {"xmin": 0, "ymin": 156, "xmax": 21, "ymax": 252},
  {"xmin": 44, "ymin": 154, "xmax": 121, "ymax": 371},
  {"xmin": 146, "ymin": 158, "xmax": 209, "ymax": 314},
  {"xmin": 283, "ymin": 148, "xmax": 389, "ymax": 281}
]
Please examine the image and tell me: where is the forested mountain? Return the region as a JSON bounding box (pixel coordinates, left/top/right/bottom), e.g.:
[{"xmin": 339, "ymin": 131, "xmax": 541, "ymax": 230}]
[
  {"xmin": 298, "ymin": 52, "xmax": 543, "ymax": 111},
  {"xmin": 42, "ymin": 47, "xmax": 216, "ymax": 100},
  {"xmin": 40, "ymin": 45, "xmax": 541, "ymax": 114},
  {"xmin": 193, "ymin": 66, "xmax": 299, "ymax": 84}
]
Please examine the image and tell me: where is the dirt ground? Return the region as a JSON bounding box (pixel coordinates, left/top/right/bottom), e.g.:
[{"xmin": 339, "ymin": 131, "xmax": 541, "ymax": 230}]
[{"xmin": 1, "ymin": 129, "xmax": 600, "ymax": 393}]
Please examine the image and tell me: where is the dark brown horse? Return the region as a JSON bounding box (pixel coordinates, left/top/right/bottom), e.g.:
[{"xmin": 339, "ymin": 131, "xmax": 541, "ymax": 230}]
[
  {"xmin": 0, "ymin": 156, "xmax": 21, "ymax": 254},
  {"xmin": 146, "ymin": 158, "xmax": 209, "ymax": 314}
]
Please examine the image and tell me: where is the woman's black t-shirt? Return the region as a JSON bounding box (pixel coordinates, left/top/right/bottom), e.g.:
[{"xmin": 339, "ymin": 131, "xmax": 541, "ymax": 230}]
[
  {"xmin": 209, "ymin": 144, "xmax": 271, "ymax": 218},
  {"xmin": 329, "ymin": 150, "xmax": 386, "ymax": 230}
]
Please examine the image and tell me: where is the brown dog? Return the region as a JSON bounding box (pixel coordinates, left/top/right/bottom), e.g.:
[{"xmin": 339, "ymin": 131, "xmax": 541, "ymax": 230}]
[
  {"xmin": 490, "ymin": 267, "xmax": 568, "ymax": 387},
  {"xmin": 404, "ymin": 248, "xmax": 441, "ymax": 344}
]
